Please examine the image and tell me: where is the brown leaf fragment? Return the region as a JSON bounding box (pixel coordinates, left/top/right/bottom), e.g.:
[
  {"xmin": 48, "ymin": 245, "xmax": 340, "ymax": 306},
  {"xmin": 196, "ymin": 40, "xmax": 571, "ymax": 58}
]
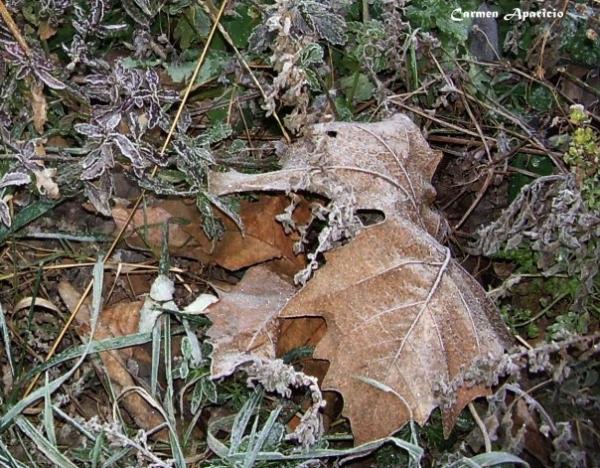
[
  {"xmin": 213, "ymin": 195, "xmax": 310, "ymax": 275},
  {"xmin": 57, "ymin": 282, "xmax": 165, "ymax": 439},
  {"xmin": 202, "ymin": 266, "xmax": 297, "ymax": 379},
  {"xmin": 38, "ymin": 21, "xmax": 57, "ymax": 40},
  {"xmin": 209, "ymin": 114, "xmax": 445, "ymax": 239},
  {"xmin": 202, "ymin": 114, "xmax": 511, "ymax": 444},
  {"xmin": 112, "ymin": 198, "xmax": 210, "ymax": 260},
  {"xmin": 112, "ymin": 195, "xmax": 307, "ymax": 274},
  {"xmin": 30, "ymin": 82, "xmax": 47, "ymax": 133},
  {"xmin": 279, "ymin": 219, "xmax": 511, "ymax": 444}
]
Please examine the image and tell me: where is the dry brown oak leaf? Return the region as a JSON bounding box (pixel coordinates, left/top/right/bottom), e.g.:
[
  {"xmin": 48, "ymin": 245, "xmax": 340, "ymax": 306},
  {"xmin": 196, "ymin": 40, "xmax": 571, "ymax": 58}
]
[
  {"xmin": 112, "ymin": 195, "xmax": 308, "ymax": 275},
  {"xmin": 208, "ymin": 113, "xmax": 445, "ymax": 239},
  {"xmin": 203, "ymin": 114, "xmax": 511, "ymax": 443}
]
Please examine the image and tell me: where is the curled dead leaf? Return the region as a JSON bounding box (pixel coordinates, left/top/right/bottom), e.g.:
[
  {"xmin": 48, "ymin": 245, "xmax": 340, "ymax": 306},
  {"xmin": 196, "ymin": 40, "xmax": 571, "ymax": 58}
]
[
  {"xmin": 280, "ymin": 219, "xmax": 510, "ymax": 443},
  {"xmin": 33, "ymin": 168, "xmax": 60, "ymax": 199},
  {"xmin": 57, "ymin": 282, "xmax": 165, "ymax": 439},
  {"xmin": 38, "ymin": 21, "xmax": 57, "ymax": 41},
  {"xmin": 209, "ymin": 114, "xmax": 445, "ymax": 239}
]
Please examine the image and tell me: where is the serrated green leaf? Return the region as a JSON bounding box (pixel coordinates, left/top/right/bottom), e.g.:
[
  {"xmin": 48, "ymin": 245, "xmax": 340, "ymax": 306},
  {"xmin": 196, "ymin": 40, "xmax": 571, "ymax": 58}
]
[
  {"xmin": 528, "ymin": 85, "xmax": 554, "ymax": 112},
  {"xmin": 201, "ymin": 377, "xmax": 218, "ymax": 404},
  {"xmin": 300, "ymin": 43, "xmax": 324, "ymax": 66},
  {"xmin": 174, "ymin": 6, "xmax": 211, "ymax": 49}
]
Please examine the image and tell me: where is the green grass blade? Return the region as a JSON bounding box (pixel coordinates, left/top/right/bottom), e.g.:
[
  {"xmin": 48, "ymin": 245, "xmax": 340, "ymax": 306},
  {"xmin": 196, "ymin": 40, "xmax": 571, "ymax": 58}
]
[
  {"xmin": 242, "ymin": 406, "xmax": 282, "ymax": 468},
  {"xmin": 0, "ymin": 200, "xmax": 62, "ymax": 245},
  {"xmin": 15, "ymin": 416, "xmax": 78, "ymax": 468},
  {"xmin": 17, "ymin": 327, "xmax": 184, "ymax": 385},
  {"xmin": 151, "ymin": 317, "xmax": 162, "ymax": 397},
  {"xmin": 163, "ymin": 315, "xmax": 186, "ymax": 468},
  {"xmin": 0, "ymin": 302, "xmax": 14, "ymax": 378},
  {"xmin": 91, "ymin": 431, "xmax": 104, "ymax": 468},
  {"xmin": 101, "ymin": 447, "xmax": 132, "ymax": 468},
  {"xmin": 0, "ymin": 435, "xmax": 29, "ymax": 468},
  {"xmin": 1, "ymin": 257, "xmax": 104, "ymax": 432},
  {"xmin": 466, "ymin": 452, "xmax": 530, "ymax": 467},
  {"xmin": 208, "ymin": 410, "xmax": 424, "ymax": 464},
  {"xmin": 42, "ymin": 374, "xmax": 56, "ymax": 446},
  {"xmin": 229, "ymin": 388, "xmax": 262, "ymax": 454}
]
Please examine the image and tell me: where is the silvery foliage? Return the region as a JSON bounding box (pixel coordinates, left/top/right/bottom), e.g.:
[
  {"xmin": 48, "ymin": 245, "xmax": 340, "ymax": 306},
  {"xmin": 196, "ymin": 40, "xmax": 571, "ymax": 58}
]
[
  {"xmin": 40, "ymin": 0, "xmax": 72, "ymax": 25},
  {"xmin": 64, "ymin": 0, "xmax": 126, "ymax": 70},
  {"xmin": 84, "ymin": 64, "xmax": 178, "ymax": 129},
  {"xmin": 472, "ymin": 174, "xmax": 600, "ymax": 302},
  {"xmin": 137, "ymin": 122, "xmax": 239, "ymax": 239},
  {"xmin": 76, "ymin": 111, "xmax": 151, "ymax": 180},
  {"xmin": 10, "ymin": 140, "xmax": 44, "ymax": 173},
  {"xmin": 76, "ymin": 65, "xmax": 179, "ymax": 180},
  {"xmin": 0, "ymin": 39, "xmax": 65, "ymax": 90},
  {"xmin": 72, "ymin": 0, "xmax": 126, "ymax": 38},
  {"xmin": 249, "ymin": 0, "xmax": 347, "ymax": 53},
  {"xmin": 0, "ymin": 19, "xmax": 62, "ymax": 89}
]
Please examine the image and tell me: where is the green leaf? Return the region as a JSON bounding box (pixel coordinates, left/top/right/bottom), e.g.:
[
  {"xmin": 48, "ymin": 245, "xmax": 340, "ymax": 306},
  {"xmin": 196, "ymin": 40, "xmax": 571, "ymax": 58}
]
[
  {"xmin": 406, "ymin": 0, "xmax": 471, "ymax": 43},
  {"xmin": 222, "ymin": 4, "xmax": 260, "ymax": 48},
  {"xmin": 164, "ymin": 51, "xmax": 228, "ymax": 85},
  {"xmin": 300, "ymin": 43, "xmax": 324, "ymax": 67},
  {"xmin": 340, "ymin": 72, "xmax": 375, "ymax": 103},
  {"xmin": 15, "ymin": 417, "xmax": 78, "ymax": 468},
  {"xmin": 560, "ymin": 16, "xmax": 600, "ymax": 67},
  {"xmin": 298, "ymin": 0, "xmax": 347, "ymax": 45},
  {"xmin": 173, "ymin": 5, "xmax": 211, "ymax": 49},
  {"xmin": 465, "ymin": 451, "xmax": 529, "ymax": 467},
  {"xmin": 0, "ymin": 200, "xmax": 62, "ymax": 245},
  {"xmin": 528, "ymin": 85, "xmax": 553, "ymax": 112},
  {"xmin": 167, "ymin": 0, "xmax": 193, "ymax": 15},
  {"xmin": 201, "ymin": 377, "xmax": 218, "ymax": 404},
  {"xmin": 0, "ymin": 303, "xmax": 14, "ymax": 378},
  {"xmin": 191, "ymin": 379, "xmax": 204, "ymax": 413},
  {"xmin": 508, "ymin": 153, "xmax": 554, "ymax": 200}
]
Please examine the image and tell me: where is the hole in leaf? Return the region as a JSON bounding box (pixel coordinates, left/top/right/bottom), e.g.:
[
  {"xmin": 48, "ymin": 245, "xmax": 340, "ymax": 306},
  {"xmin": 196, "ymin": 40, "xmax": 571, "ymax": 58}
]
[{"xmin": 356, "ymin": 209, "xmax": 385, "ymax": 226}]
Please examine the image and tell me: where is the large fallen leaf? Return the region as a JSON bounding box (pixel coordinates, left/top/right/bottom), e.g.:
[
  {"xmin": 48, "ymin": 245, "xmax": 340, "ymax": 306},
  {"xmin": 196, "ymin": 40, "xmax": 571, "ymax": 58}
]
[
  {"xmin": 201, "ymin": 114, "xmax": 510, "ymax": 444},
  {"xmin": 279, "ymin": 218, "xmax": 510, "ymax": 443},
  {"xmin": 112, "ymin": 195, "xmax": 308, "ymax": 275},
  {"xmin": 202, "ymin": 266, "xmax": 297, "ymax": 379},
  {"xmin": 209, "ymin": 114, "xmax": 444, "ymax": 238}
]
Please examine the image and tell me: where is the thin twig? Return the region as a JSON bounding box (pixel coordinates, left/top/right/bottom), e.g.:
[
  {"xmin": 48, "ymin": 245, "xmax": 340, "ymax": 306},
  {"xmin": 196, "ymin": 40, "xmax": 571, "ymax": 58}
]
[
  {"xmin": 428, "ymin": 51, "xmax": 493, "ymax": 160},
  {"xmin": 391, "ymin": 100, "xmax": 495, "ymax": 142},
  {"xmin": 469, "ymin": 402, "xmax": 492, "ymax": 453},
  {"xmin": 453, "ymin": 168, "xmax": 494, "ymax": 231},
  {"xmin": 0, "ymin": 0, "xmax": 31, "ymax": 56}
]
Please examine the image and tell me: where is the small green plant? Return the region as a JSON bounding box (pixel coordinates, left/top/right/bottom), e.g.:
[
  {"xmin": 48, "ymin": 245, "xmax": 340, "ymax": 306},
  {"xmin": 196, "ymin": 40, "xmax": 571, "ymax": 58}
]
[
  {"xmin": 564, "ymin": 104, "xmax": 600, "ymax": 211},
  {"xmin": 500, "ymin": 305, "xmax": 540, "ymax": 339},
  {"xmin": 547, "ymin": 310, "xmax": 589, "ymax": 340}
]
